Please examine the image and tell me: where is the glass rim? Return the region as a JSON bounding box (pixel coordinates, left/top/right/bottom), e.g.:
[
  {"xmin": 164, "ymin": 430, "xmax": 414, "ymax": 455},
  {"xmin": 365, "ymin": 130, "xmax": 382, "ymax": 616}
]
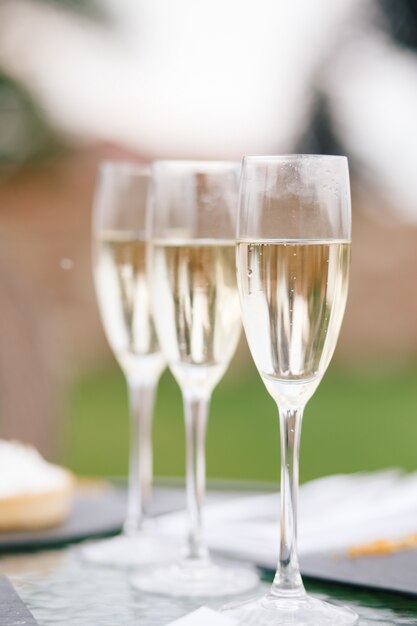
[
  {"xmin": 98, "ymin": 160, "xmax": 151, "ymax": 177},
  {"xmin": 242, "ymin": 154, "xmax": 348, "ymax": 163}
]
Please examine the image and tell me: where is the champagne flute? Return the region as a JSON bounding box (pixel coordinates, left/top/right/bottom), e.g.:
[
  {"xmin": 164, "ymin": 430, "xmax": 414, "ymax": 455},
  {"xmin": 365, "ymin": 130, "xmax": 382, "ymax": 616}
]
[
  {"xmin": 82, "ymin": 161, "xmax": 176, "ymax": 567},
  {"xmin": 223, "ymin": 155, "xmax": 358, "ymax": 624},
  {"xmin": 131, "ymin": 160, "xmax": 259, "ymax": 596}
]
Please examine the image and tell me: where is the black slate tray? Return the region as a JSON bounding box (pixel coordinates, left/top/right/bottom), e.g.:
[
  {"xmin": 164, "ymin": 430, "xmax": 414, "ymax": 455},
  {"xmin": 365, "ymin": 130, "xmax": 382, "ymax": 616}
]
[
  {"xmin": 0, "ymin": 576, "xmax": 39, "ymax": 625},
  {"xmin": 300, "ymin": 548, "xmax": 417, "ymax": 597},
  {"xmin": 0, "ymin": 484, "xmax": 183, "ymax": 552},
  {"xmin": 2, "ymin": 484, "xmax": 417, "ymax": 598}
]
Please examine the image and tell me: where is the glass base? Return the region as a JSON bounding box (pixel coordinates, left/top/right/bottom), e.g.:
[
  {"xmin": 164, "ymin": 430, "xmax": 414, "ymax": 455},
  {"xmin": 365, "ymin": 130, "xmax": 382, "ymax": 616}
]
[
  {"xmin": 131, "ymin": 558, "xmax": 259, "ymax": 598},
  {"xmin": 222, "ymin": 592, "xmax": 358, "ymax": 625},
  {"xmin": 79, "ymin": 531, "xmax": 180, "ymax": 569}
]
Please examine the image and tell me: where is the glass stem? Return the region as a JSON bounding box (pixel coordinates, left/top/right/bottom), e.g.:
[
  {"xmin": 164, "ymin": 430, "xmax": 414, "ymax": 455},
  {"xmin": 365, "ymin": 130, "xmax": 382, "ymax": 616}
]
[
  {"xmin": 270, "ymin": 405, "xmax": 306, "ymax": 598},
  {"xmin": 183, "ymin": 391, "xmax": 210, "ymax": 561},
  {"xmin": 124, "ymin": 379, "xmax": 156, "ymax": 535}
]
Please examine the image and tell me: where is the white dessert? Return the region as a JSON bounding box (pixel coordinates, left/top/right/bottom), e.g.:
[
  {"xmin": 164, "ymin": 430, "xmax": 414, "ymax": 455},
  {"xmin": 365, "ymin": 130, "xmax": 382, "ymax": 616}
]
[{"xmin": 0, "ymin": 440, "xmax": 74, "ymax": 531}]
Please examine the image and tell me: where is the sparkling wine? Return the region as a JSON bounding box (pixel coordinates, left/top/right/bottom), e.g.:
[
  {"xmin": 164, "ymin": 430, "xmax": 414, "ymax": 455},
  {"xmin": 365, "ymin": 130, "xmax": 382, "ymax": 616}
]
[
  {"xmin": 94, "ymin": 231, "xmax": 164, "ymax": 378},
  {"xmin": 237, "ymin": 240, "xmax": 350, "ymax": 403},
  {"xmin": 150, "ymin": 240, "xmax": 241, "ymax": 391}
]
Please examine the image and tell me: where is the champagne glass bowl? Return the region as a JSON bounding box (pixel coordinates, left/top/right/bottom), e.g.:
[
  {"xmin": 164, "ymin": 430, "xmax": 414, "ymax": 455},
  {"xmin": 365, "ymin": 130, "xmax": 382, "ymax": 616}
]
[
  {"xmin": 82, "ymin": 162, "xmax": 177, "ymax": 568},
  {"xmin": 131, "ymin": 160, "xmax": 259, "ymax": 597},
  {"xmin": 223, "ymin": 155, "xmax": 357, "ymax": 624}
]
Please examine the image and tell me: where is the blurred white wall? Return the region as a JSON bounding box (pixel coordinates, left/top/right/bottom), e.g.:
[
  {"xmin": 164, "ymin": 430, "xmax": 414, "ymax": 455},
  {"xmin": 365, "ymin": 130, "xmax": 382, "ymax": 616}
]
[
  {"xmin": 3, "ymin": 0, "xmax": 417, "ymax": 222},
  {"xmin": 0, "ymin": 0, "xmax": 361, "ymax": 157}
]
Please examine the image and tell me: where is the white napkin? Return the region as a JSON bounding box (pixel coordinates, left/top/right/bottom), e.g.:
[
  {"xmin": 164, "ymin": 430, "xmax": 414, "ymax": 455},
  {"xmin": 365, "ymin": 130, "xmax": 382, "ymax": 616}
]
[
  {"xmin": 165, "ymin": 607, "xmax": 237, "ymax": 626},
  {"xmin": 157, "ymin": 470, "xmax": 417, "ymax": 569}
]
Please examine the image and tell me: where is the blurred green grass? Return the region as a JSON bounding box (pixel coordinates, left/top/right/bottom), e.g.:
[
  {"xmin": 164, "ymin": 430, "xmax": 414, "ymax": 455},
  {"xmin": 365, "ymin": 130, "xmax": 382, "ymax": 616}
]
[{"xmin": 65, "ymin": 357, "xmax": 417, "ymax": 483}]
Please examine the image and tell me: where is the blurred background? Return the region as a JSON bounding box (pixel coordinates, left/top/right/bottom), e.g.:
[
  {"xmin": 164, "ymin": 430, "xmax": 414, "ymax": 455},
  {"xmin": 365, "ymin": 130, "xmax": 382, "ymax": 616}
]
[{"xmin": 1, "ymin": 0, "xmax": 417, "ymax": 484}]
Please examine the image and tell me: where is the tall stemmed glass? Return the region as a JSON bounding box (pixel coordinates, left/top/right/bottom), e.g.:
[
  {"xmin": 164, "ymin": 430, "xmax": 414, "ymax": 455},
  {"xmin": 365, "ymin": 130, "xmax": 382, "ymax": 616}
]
[
  {"xmin": 83, "ymin": 162, "xmax": 175, "ymax": 567},
  {"xmin": 131, "ymin": 160, "xmax": 258, "ymax": 596},
  {"xmin": 224, "ymin": 155, "xmax": 358, "ymax": 624}
]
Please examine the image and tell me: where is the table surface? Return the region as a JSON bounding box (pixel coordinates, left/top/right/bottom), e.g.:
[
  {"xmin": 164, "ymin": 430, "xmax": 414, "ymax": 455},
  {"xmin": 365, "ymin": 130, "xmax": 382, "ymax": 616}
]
[
  {"xmin": 1, "ymin": 549, "xmax": 417, "ymax": 625},
  {"xmin": 1, "ymin": 485, "xmax": 416, "ymax": 626}
]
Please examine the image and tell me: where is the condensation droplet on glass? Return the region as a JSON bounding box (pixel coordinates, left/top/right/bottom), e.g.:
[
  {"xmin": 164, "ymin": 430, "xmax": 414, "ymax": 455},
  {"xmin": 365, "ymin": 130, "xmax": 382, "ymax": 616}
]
[{"xmin": 60, "ymin": 258, "xmax": 74, "ymax": 271}]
